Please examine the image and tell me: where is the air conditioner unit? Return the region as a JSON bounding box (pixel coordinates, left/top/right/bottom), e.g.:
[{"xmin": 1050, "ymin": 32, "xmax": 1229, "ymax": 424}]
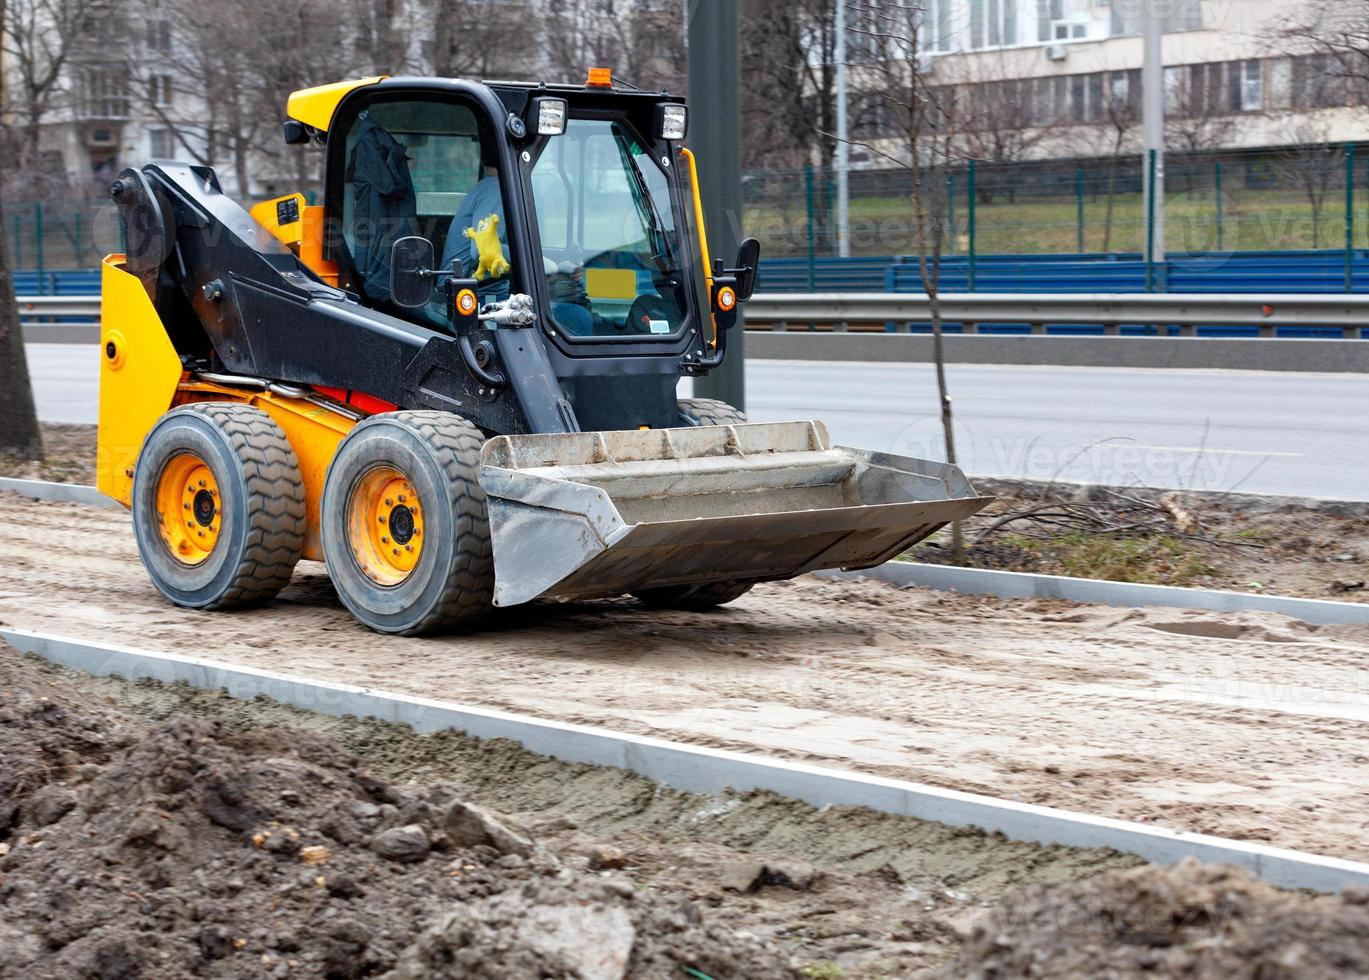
[{"xmin": 1045, "ymin": 44, "xmax": 1068, "ymax": 61}]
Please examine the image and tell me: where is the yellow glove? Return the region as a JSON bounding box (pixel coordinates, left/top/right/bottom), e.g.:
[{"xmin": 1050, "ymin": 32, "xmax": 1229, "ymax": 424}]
[{"xmin": 464, "ymin": 213, "xmax": 511, "ymax": 281}]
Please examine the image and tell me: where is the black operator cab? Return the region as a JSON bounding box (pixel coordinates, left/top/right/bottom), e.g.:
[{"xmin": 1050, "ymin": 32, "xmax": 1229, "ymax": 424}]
[{"xmin": 321, "ymin": 71, "xmax": 758, "ymax": 432}]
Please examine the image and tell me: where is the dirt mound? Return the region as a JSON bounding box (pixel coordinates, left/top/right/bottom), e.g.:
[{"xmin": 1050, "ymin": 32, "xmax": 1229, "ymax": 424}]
[
  {"xmin": 941, "ymin": 858, "xmax": 1369, "ymax": 979},
  {"xmin": 0, "ymin": 657, "xmax": 795, "ymax": 979}
]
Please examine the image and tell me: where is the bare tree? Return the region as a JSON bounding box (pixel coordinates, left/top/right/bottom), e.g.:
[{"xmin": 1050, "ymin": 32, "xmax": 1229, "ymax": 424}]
[
  {"xmin": 1276, "ymin": 123, "xmax": 1345, "ymax": 248},
  {"xmin": 428, "ymin": 0, "xmax": 542, "ymax": 80},
  {"xmin": 1085, "ymin": 68, "xmax": 1141, "ymax": 252},
  {"xmin": 949, "ymin": 54, "xmax": 1059, "ymax": 202},
  {"xmin": 0, "ymin": 0, "xmax": 43, "ymax": 457},
  {"xmin": 1280, "ymin": 0, "xmax": 1369, "ymax": 92},
  {"xmin": 1163, "ymin": 64, "xmax": 1238, "ymax": 162},
  {"xmin": 0, "ymin": 198, "xmax": 43, "ymax": 459},
  {"xmin": 120, "ymin": 0, "xmax": 358, "ymax": 196},
  {"xmin": 844, "ymin": 0, "xmax": 966, "ymax": 562},
  {"xmin": 0, "ymin": 0, "xmax": 113, "ymax": 174}
]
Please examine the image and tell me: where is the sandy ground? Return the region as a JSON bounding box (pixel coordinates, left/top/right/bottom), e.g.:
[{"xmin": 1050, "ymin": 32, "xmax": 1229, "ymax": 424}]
[
  {"xmin": 8, "ymin": 647, "xmax": 1142, "ymax": 977},
  {"xmin": 5, "ymin": 424, "xmax": 1368, "ymax": 600},
  {"xmin": 3, "ymin": 493, "xmax": 1368, "ymax": 867}
]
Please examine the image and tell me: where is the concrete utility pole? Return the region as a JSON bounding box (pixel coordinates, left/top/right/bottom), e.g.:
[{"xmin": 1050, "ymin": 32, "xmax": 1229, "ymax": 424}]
[
  {"xmin": 686, "ymin": 0, "xmax": 745, "ymax": 411},
  {"xmin": 1141, "ymin": 2, "xmax": 1165, "ymax": 267},
  {"xmin": 835, "ymin": 0, "xmax": 851, "ymax": 257}
]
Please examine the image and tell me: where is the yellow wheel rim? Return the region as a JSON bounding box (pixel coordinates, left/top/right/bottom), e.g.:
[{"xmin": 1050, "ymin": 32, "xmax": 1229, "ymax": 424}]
[
  {"xmin": 347, "ymin": 465, "xmax": 424, "ymax": 586},
  {"xmin": 155, "ymin": 452, "xmax": 222, "ymax": 566}
]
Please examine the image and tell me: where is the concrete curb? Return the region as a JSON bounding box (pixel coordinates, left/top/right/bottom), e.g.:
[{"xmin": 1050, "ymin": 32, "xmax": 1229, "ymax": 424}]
[
  {"xmin": 30, "ymin": 320, "xmax": 1369, "ymax": 372},
  {"xmin": 5, "ymin": 626, "xmax": 1367, "ymax": 894},
  {"xmin": 825, "ymin": 563, "xmax": 1369, "ymax": 626},
  {"xmin": 0, "ymin": 477, "xmax": 119, "ymax": 509},
  {"xmin": 747, "ymin": 332, "xmax": 1369, "ymax": 372},
  {"xmin": 23, "ymin": 325, "xmax": 100, "ymax": 344}
]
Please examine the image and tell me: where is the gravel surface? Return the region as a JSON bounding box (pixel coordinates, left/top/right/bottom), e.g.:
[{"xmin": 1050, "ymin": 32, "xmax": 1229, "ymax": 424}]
[{"xmin": 2, "ymin": 493, "xmax": 1367, "ymax": 865}]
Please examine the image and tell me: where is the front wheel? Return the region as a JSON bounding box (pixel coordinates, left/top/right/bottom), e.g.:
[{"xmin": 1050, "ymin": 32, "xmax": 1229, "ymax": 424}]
[
  {"xmin": 321, "ymin": 411, "xmax": 493, "ymax": 635},
  {"xmin": 632, "ymin": 397, "xmax": 756, "ymax": 610}
]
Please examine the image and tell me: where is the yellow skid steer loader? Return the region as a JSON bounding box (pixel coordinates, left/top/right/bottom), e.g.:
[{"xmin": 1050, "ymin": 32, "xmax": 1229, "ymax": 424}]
[{"xmin": 97, "ymin": 72, "xmax": 991, "ymax": 634}]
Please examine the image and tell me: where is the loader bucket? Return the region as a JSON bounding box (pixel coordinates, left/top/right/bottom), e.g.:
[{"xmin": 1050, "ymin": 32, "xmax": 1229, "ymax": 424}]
[{"xmin": 477, "ymin": 421, "xmax": 993, "ymax": 607}]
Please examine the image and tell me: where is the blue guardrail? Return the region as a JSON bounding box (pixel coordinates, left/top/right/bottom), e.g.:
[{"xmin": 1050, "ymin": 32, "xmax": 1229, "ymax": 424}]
[{"xmin": 18, "ymin": 249, "xmax": 1369, "ymax": 338}]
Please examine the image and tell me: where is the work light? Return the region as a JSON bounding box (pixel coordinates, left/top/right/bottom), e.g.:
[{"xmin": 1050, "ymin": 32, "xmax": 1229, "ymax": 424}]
[
  {"xmin": 657, "ymin": 103, "xmax": 688, "ymax": 141},
  {"xmin": 534, "ymin": 98, "xmax": 567, "ymax": 136}
]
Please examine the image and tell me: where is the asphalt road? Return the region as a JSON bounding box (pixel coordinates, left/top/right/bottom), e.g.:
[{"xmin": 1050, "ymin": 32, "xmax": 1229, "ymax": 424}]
[{"xmin": 25, "ymin": 343, "xmax": 1369, "ymax": 499}]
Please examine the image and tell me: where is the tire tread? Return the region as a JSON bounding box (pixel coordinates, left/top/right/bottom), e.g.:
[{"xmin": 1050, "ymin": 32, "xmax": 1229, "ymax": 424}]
[
  {"xmin": 376, "ymin": 411, "xmax": 493, "ymax": 635},
  {"xmin": 177, "ymin": 402, "xmax": 306, "ymax": 607}
]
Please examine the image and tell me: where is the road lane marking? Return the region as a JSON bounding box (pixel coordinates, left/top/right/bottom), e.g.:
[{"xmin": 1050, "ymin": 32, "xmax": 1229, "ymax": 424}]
[{"xmin": 1121, "ymin": 444, "xmax": 1303, "ymax": 458}]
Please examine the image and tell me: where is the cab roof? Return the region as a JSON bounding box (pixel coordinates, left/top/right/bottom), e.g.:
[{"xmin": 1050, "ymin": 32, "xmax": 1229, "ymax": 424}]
[{"xmin": 286, "ymin": 75, "xmax": 681, "ymax": 133}]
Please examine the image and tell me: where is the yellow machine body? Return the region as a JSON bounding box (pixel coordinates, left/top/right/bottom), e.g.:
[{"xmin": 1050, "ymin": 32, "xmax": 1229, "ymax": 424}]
[
  {"xmin": 97, "ymin": 257, "xmax": 357, "ymax": 560},
  {"xmin": 96, "ymin": 257, "xmax": 185, "ymax": 506}
]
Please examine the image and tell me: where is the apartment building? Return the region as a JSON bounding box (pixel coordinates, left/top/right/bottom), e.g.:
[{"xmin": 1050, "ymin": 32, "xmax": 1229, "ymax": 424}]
[{"xmin": 848, "ymin": 0, "xmax": 1369, "ymax": 164}]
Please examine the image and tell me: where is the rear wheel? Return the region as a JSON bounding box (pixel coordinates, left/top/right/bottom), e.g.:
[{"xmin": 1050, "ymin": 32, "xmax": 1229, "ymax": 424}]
[
  {"xmin": 677, "ymin": 396, "xmax": 746, "ymax": 428},
  {"xmin": 321, "ymin": 411, "xmax": 493, "ymax": 635},
  {"xmin": 132, "ymin": 403, "xmax": 305, "ymax": 609},
  {"xmin": 633, "ymin": 397, "xmax": 756, "ymax": 610}
]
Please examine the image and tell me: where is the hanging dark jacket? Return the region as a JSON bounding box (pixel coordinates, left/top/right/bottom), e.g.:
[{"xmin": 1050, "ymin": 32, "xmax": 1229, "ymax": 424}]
[{"xmin": 346, "ymin": 116, "xmax": 418, "ymax": 303}]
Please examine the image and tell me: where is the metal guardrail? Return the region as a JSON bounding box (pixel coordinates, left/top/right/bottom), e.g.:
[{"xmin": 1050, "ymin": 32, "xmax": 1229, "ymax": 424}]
[
  {"xmin": 745, "ymin": 292, "xmax": 1368, "ymax": 339},
  {"xmin": 15, "ymin": 295, "xmax": 102, "ymax": 328},
  {"xmin": 16, "ymin": 292, "xmax": 1369, "ymax": 339}
]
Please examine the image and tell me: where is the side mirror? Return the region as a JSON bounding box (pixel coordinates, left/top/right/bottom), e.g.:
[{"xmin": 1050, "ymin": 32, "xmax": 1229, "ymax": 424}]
[
  {"xmin": 733, "ymin": 237, "xmax": 760, "ymax": 301},
  {"xmin": 282, "ymin": 120, "xmax": 311, "ymax": 145},
  {"xmin": 390, "ymin": 236, "xmax": 435, "ymax": 308}
]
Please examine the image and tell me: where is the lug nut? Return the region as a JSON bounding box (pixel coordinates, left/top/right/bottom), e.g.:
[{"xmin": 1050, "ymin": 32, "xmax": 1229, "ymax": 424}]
[
  {"xmin": 382, "ymin": 536, "xmax": 389, "ymax": 544},
  {"xmin": 384, "ymin": 498, "xmax": 393, "ymax": 506},
  {"xmin": 405, "ymin": 545, "xmax": 413, "ymax": 552},
  {"xmin": 198, "ymin": 479, "xmax": 206, "ymax": 487},
  {"xmin": 378, "ymin": 516, "xmax": 386, "ymax": 524},
  {"xmin": 398, "ymin": 494, "xmax": 406, "ymax": 503},
  {"xmin": 392, "ymin": 548, "xmax": 399, "ymax": 556}
]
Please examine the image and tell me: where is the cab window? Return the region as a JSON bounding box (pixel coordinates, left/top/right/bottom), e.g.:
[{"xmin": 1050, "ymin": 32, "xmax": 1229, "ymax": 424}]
[
  {"xmin": 530, "ymin": 118, "xmax": 689, "ymax": 338},
  {"xmin": 339, "ymin": 99, "xmax": 495, "ymax": 316}
]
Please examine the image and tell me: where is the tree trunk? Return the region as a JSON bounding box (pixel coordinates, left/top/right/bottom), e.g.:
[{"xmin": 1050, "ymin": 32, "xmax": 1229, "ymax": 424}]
[
  {"xmin": 927, "ymin": 289, "xmax": 964, "ymax": 564},
  {"xmin": 0, "ymin": 199, "xmax": 44, "ymax": 459}
]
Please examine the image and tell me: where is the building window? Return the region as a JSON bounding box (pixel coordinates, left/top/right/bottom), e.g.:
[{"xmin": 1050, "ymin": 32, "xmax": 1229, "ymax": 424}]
[
  {"xmin": 82, "ymin": 71, "xmax": 130, "ymax": 119},
  {"xmin": 149, "ymin": 128, "xmax": 173, "ymax": 158},
  {"xmin": 1292, "ymin": 54, "xmax": 1345, "ymax": 108},
  {"xmin": 148, "ymin": 19, "xmax": 171, "ymax": 53},
  {"xmin": 1234, "ymin": 60, "xmax": 1261, "ymax": 112},
  {"xmin": 1041, "ymin": 0, "xmax": 1089, "ymax": 42},
  {"xmin": 148, "ymin": 74, "xmax": 173, "ymax": 106},
  {"xmin": 924, "ymin": 0, "xmax": 951, "ymax": 52}
]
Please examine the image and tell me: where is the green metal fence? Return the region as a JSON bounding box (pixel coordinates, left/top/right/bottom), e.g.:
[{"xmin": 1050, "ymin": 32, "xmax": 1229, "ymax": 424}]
[
  {"xmin": 741, "ymin": 143, "xmax": 1368, "ymax": 263},
  {"xmin": 6, "ymin": 144, "xmax": 1367, "ymax": 277}
]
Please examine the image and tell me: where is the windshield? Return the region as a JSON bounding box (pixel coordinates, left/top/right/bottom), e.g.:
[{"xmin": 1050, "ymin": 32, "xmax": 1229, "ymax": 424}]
[{"xmin": 530, "ymin": 118, "xmax": 690, "ymax": 338}]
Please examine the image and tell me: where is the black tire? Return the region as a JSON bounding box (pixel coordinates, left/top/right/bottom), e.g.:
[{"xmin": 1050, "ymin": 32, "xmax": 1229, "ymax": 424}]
[
  {"xmin": 634, "ymin": 396, "xmax": 755, "ymax": 610},
  {"xmin": 132, "ymin": 403, "xmax": 305, "ymax": 609},
  {"xmin": 677, "ymin": 396, "xmax": 747, "ymax": 428},
  {"xmin": 321, "ymin": 411, "xmax": 493, "ymax": 635}
]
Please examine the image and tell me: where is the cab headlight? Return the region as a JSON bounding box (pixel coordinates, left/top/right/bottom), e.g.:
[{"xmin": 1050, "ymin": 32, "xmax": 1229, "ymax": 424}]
[
  {"xmin": 656, "ymin": 103, "xmax": 688, "ymax": 141},
  {"xmin": 534, "ymin": 98, "xmax": 567, "ymax": 136}
]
